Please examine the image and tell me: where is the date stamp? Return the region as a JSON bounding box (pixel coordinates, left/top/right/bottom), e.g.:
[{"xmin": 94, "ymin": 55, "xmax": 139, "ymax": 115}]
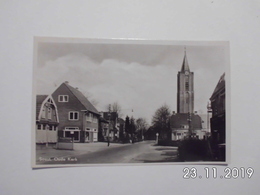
[{"xmin": 183, "ymin": 167, "xmax": 254, "ymax": 179}]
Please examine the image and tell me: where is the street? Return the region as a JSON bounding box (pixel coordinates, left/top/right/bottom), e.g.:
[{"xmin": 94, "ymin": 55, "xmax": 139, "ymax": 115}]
[{"xmin": 37, "ymin": 141, "xmax": 180, "ymax": 165}]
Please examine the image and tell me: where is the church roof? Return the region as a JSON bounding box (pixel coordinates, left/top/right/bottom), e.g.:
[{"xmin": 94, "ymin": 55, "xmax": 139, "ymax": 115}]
[
  {"xmin": 181, "ymin": 51, "xmax": 190, "ymax": 72},
  {"xmin": 170, "ymin": 113, "xmax": 202, "ymax": 129}
]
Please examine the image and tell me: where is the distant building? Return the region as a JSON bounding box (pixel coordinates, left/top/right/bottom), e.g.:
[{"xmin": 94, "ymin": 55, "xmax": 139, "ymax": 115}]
[
  {"xmin": 36, "ymin": 95, "xmax": 59, "ymax": 144},
  {"xmin": 210, "ymin": 73, "xmax": 225, "ymax": 144},
  {"xmin": 52, "ymin": 81, "xmax": 100, "ymax": 143},
  {"xmin": 170, "ymin": 51, "xmax": 203, "ymax": 140},
  {"xmin": 98, "ymin": 116, "xmax": 109, "ymax": 142},
  {"xmin": 101, "ymin": 112, "xmax": 119, "ymax": 141}
]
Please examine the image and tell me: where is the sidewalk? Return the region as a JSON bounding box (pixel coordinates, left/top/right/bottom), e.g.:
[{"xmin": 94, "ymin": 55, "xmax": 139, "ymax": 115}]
[{"xmin": 36, "ymin": 142, "xmax": 128, "ymax": 162}]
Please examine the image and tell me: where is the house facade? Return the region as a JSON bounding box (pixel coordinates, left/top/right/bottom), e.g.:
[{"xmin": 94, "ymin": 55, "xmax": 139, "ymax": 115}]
[
  {"xmin": 36, "ymin": 95, "xmax": 59, "ymax": 144},
  {"xmin": 52, "ymin": 82, "xmax": 100, "ymax": 143}
]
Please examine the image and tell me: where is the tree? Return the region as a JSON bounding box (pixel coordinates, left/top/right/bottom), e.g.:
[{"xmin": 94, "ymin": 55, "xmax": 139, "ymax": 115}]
[
  {"xmin": 124, "ymin": 116, "xmax": 130, "ymax": 142},
  {"xmin": 106, "ymin": 102, "xmax": 122, "ymax": 117},
  {"xmin": 152, "ymin": 104, "xmax": 171, "ymax": 140},
  {"xmin": 136, "ymin": 117, "xmax": 149, "ymax": 140},
  {"xmin": 129, "ymin": 116, "xmax": 136, "ymax": 142}
]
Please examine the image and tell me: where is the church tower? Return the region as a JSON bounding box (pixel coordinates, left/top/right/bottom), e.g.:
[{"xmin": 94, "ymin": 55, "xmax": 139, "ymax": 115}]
[{"xmin": 177, "ymin": 50, "xmax": 194, "ymax": 113}]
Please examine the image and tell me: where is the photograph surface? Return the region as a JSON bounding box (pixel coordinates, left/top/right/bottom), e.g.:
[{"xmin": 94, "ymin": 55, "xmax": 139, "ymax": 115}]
[{"xmin": 32, "ymin": 38, "xmax": 229, "ymax": 168}]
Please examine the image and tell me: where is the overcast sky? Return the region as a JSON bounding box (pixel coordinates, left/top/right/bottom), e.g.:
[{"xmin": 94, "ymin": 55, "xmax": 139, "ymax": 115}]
[{"xmin": 35, "ymin": 39, "xmax": 228, "ymax": 124}]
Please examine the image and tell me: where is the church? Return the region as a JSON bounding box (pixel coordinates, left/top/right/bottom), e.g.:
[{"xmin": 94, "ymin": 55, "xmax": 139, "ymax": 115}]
[{"xmin": 170, "ymin": 50, "xmax": 203, "ymax": 140}]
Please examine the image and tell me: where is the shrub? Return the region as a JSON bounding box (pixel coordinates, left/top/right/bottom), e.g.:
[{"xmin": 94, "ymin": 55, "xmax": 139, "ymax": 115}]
[
  {"xmin": 178, "ymin": 139, "xmax": 209, "ymax": 161},
  {"xmin": 158, "ymin": 139, "xmax": 180, "ymax": 147}
]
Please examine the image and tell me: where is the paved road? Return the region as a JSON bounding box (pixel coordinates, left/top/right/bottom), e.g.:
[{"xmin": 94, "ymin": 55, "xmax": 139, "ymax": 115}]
[{"xmin": 38, "ymin": 141, "xmax": 180, "ymax": 165}]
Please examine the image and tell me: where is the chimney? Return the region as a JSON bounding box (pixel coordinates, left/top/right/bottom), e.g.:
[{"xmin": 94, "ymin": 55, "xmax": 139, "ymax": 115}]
[{"xmin": 65, "ymin": 81, "xmax": 69, "ymax": 84}]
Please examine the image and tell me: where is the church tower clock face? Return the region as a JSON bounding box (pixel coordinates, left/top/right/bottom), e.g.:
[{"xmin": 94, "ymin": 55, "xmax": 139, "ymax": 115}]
[{"xmin": 185, "ymin": 71, "xmax": 189, "ymax": 75}]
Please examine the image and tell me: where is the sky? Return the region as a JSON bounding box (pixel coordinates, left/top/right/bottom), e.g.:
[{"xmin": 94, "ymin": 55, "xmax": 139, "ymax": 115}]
[{"xmin": 35, "ymin": 39, "xmax": 228, "ymax": 124}]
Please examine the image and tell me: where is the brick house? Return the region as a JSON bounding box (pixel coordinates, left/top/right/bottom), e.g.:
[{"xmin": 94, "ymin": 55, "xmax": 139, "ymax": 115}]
[
  {"xmin": 52, "ymin": 81, "xmax": 100, "ymax": 143},
  {"xmin": 36, "ymin": 95, "xmax": 59, "ymax": 144}
]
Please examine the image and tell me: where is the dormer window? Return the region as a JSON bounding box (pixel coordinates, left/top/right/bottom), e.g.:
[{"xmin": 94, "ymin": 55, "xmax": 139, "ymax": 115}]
[{"xmin": 58, "ymin": 95, "xmax": 69, "ymax": 102}]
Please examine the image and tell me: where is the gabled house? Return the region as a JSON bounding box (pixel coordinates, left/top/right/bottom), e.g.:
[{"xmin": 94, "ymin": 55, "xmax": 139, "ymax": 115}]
[
  {"xmin": 52, "ymin": 81, "xmax": 100, "ymax": 143},
  {"xmin": 36, "ymin": 95, "xmax": 59, "ymax": 144},
  {"xmin": 209, "ymin": 73, "xmax": 226, "ymax": 161}
]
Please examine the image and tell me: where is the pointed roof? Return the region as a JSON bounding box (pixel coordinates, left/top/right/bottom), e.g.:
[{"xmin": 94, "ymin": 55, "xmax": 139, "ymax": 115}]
[
  {"xmin": 63, "ymin": 82, "xmax": 100, "ymax": 115},
  {"xmin": 181, "ymin": 51, "xmax": 190, "ymax": 72},
  {"xmin": 210, "ymin": 73, "xmax": 225, "ymax": 100}
]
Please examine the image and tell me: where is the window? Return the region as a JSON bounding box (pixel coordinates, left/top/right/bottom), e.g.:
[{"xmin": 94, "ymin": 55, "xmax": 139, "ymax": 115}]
[
  {"xmin": 92, "ymin": 115, "xmax": 98, "ymax": 123},
  {"xmin": 69, "ymin": 111, "xmax": 79, "ymax": 120},
  {"xmin": 58, "ymin": 95, "xmax": 69, "ymax": 102},
  {"xmin": 37, "ymin": 124, "xmax": 42, "ymax": 130},
  {"xmin": 41, "ymin": 107, "xmax": 46, "ymax": 118},
  {"xmin": 47, "ymin": 107, "xmax": 52, "ymax": 119},
  {"xmin": 86, "ymin": 113, "xmax": 93, "ymax": 122},
  {"xmin": 185, "ymin": 82, "xmax": 189, "ymax": 90}
]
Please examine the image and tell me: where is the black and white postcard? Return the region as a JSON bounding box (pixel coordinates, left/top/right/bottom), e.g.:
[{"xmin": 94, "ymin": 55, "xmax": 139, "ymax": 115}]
[{"xmin": 32, "ymin": 38, "xmax": 230, "ymax": 168}]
